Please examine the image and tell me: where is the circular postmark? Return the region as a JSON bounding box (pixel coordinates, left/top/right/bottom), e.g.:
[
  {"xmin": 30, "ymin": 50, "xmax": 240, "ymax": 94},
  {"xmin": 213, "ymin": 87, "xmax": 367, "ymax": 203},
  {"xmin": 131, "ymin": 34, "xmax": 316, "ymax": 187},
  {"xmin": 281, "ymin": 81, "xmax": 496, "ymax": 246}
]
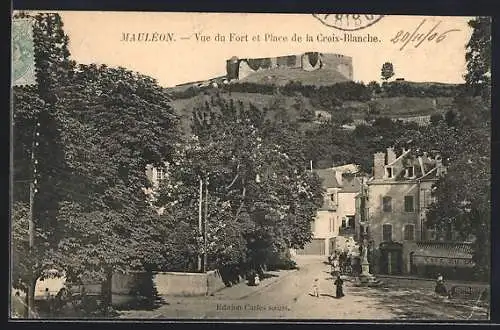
[{"xmin": 313, "ymin": 14, "xmax": 384, "ymax": 31}]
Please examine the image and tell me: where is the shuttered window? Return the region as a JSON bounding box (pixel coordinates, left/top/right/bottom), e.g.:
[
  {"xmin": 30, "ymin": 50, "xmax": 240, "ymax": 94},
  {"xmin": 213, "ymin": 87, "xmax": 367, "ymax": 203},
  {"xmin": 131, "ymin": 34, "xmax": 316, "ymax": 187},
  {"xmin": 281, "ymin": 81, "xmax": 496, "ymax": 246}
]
[
  {"xmin": 404, "ymin": 224, "xmax": 415, "ymax": 241},
  {"xmin": 404, "ymin": 196, "xmax": 414, "ymax": 212},
  {"xmin": 383, "ymin": 196, "xmax": 392, "ymax": 212},
  {"xmin": 382, "ymin": 224, "xmax": 392, "ymax": 241}
]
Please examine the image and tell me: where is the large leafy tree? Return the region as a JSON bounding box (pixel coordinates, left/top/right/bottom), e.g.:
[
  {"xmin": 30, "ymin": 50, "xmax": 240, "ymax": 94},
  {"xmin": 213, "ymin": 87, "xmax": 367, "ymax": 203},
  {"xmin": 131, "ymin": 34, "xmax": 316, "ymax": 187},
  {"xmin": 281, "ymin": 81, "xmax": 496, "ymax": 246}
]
[
  {"xmin": 12, "ymin": 12, "xmax": 180, "ymax": 311},
  {"xmin": 12, "ymin": 12, "xmax": 77, "ymax": 314},
  {"xmin": 156, "ymin": 97, "xmax": 323, "ymax": 272},
  {"xmin": 51, "ymin": 64, "xmax": 178, "ymax": 303}
]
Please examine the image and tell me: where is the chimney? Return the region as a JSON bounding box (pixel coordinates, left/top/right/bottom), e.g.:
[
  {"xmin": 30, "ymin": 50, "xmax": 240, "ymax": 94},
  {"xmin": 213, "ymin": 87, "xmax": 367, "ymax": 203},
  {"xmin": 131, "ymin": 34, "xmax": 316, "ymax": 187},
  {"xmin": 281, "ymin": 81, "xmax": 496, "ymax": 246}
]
[
  {"xmin": 387, "ymin": 147, "xmax": 396, "ymax": 164},
  {"xmin": 373, "ymin": 152, "xmax": 386, "ymax": 179}
]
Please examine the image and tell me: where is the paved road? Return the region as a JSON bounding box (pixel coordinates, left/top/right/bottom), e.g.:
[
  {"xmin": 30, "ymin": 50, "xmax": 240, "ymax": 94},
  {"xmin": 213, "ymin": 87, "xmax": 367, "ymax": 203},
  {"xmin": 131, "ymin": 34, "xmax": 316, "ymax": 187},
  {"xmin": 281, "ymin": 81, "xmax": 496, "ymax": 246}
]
[{"xmin": 118, "ymin": 256, "xmax": 489, "ymax": 320}]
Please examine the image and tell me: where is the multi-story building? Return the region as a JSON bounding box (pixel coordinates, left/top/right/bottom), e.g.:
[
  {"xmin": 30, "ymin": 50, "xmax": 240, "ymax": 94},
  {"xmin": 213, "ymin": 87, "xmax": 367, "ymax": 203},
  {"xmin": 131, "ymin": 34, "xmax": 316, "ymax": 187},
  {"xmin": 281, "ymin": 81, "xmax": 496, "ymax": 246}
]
[
  {"xmin": 294, "ymin": 164, "xmax": 363, "ymax": 256},
  {"xmin": 359, "ymin": 148, "xmax": 475, "ymax": 278}
]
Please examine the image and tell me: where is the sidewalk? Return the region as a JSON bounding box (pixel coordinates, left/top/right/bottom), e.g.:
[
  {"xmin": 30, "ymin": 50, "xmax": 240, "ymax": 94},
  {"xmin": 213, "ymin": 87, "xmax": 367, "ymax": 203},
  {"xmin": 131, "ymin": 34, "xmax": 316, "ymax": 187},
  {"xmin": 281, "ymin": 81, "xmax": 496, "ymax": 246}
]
[{"xmin": 165, "ymin": 268, "xmax": 298, "ymax": 302}]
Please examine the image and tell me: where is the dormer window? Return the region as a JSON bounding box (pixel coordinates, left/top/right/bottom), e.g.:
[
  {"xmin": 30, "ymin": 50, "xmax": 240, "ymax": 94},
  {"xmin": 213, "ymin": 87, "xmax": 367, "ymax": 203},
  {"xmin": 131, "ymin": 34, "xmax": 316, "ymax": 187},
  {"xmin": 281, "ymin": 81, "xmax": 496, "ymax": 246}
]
[
  {"xmin": 406, "ymin": 166, "xmax": 414, "ymax": 178},
  {"xmin": 386, "ymin": 167, "xmax": 393, "ymax": 178}
]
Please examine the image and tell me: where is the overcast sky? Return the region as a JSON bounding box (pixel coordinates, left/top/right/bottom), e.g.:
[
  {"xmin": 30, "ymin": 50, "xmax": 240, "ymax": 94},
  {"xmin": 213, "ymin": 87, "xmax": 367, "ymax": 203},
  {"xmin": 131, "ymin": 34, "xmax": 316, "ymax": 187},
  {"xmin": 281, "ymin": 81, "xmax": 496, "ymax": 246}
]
[{"xmin": 41, "ymin": 12, "xmax": 474, "ymax": 87}]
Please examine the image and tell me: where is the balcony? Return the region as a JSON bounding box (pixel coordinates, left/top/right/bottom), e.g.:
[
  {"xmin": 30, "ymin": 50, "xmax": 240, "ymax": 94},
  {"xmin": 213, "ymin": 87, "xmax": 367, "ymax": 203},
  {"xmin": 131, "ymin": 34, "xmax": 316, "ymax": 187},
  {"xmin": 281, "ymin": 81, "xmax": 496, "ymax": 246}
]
[{"xmin": 339, "ymin": 226, "xmax": 355, "ymax": 236}]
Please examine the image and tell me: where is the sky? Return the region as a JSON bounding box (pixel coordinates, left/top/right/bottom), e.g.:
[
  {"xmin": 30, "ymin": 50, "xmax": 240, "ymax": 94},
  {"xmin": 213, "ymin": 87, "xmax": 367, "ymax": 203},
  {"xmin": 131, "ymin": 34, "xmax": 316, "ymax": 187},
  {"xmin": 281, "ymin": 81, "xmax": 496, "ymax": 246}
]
[{"xmin": 27, "ymin": 12, "xmax": 474, "ymax": 87}]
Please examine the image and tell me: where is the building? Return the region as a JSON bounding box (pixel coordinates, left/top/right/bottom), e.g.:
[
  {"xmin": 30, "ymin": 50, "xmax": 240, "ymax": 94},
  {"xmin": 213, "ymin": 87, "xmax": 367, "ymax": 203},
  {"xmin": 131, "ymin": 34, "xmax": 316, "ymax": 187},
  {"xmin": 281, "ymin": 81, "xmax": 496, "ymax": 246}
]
[
  {"xmin": 360, "ymin": 147, "xmax": 475, "ymax": 278},
  {"xmin": 226, "ymin": 52, "xmax": 353, "ymax": 81},
  {"xmin": 295, "ymin": 164, "xmax": 363, "ymax": 256},
  {"xmin": 143, "ymin": 162, "xmax": 169, "ymax": 215}
]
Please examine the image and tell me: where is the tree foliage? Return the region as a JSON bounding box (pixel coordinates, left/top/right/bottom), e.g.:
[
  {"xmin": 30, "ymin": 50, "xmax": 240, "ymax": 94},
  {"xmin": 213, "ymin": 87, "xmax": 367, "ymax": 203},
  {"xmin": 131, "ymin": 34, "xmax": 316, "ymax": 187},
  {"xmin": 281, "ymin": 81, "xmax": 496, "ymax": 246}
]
[
  {"xmin": 12, "ymin": 13, "xmax": 180, "ymax": 306},
  {"xmin": 381, "ymin": 62, "xmax": 395, "ymax": 81},
  {"xmin": 465, "ymin": 16, "xmax": 491, "ymax": 98},
  {"xmin": 155, "ymin": 96, "xmax": 323, "ymax": 272}
]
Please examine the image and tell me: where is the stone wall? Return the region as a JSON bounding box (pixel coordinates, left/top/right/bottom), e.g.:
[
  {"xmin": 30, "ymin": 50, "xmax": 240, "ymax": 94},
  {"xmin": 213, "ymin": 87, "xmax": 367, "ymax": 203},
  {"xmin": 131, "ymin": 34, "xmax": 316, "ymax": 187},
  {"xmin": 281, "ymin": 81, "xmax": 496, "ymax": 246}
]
[{"xmin": 152, "ymin": 270, "xmax": 226, "ymax": 297}]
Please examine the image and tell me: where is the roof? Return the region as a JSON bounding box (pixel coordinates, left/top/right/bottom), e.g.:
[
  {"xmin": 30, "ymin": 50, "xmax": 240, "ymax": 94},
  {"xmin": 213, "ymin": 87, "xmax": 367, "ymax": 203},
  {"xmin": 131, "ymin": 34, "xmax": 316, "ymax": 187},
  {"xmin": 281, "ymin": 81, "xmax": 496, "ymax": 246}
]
[
  {"xmin": 315, "ymin": 168, "xmax": 340, "ymax": 188},
  {"xmin": 332, "ymin": 163, "xmax": 360, "ymax": 174}
]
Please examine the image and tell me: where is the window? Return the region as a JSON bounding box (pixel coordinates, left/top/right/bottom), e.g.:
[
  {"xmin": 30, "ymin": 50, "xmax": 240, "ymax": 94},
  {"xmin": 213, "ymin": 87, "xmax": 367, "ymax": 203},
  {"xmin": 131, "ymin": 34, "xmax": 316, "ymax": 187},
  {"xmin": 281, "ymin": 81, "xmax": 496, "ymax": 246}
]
[
  {"xmin": 404, "ymin": 224, "xmax": 415, "ymax": 241},
  {"xmin": 347, "ymin": 215, "xmax": 355, "ymax": 228},
  {"xmin": 404, "ymin": 196, "xmax": 415, "ymax": 212},
  {"xmin": 406, "ymin": 166, "xmax": 414, "ymax": 177},
  {"xmin": 386, "ymin": 167, "xmax": 393, "ymax": 178},
  {"xmin": 382, "ymin": 196, "xmax": 392, "ymax": 212},
  {"xmin": 330, "ymin": 193, "xmax": 336, "ymax": 203},
  {"xmin": 382, "ymin": 224, "xmax": 392, "ymax": 241}
]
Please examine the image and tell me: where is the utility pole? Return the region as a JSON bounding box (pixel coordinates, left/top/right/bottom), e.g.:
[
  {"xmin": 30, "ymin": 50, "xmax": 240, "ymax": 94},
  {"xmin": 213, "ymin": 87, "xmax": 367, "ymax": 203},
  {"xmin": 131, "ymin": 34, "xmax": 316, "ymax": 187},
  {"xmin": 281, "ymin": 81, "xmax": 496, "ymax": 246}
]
[
  {"xmin": 203, "ymin": 176, "xmax": 208, "ymax": 273},
  {"xmin": 197, "ymin": 177, "xmax": 203, "ymax": 272},
  {"xmin": 27, "ymin": 124, "xmax": 39, "ymax": 318}
]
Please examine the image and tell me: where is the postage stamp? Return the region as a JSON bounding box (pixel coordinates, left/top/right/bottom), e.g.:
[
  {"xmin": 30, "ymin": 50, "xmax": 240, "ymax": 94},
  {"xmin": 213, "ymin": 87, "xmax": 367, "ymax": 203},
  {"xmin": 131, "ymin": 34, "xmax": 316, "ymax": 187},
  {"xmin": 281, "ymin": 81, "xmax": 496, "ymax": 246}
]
[
  {"xmin": 10, "ymin": 11, "xmax": 491, "ymax": 322},
  {"xmin": 12, "ymin": 18, "xmax": 36, "ymax": 86}
]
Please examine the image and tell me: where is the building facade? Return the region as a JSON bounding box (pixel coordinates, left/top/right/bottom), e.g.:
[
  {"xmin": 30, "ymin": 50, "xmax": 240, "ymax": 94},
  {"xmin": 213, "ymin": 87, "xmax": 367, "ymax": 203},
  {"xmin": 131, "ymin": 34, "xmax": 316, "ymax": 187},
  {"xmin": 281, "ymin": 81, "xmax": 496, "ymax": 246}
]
[
  {"xmin": 359, "ymin": 148, "xmax": 475, "ymax": 278},
  {"xmin": 295, "ymin": 164, "xmax": 362, "ymax": 256}
]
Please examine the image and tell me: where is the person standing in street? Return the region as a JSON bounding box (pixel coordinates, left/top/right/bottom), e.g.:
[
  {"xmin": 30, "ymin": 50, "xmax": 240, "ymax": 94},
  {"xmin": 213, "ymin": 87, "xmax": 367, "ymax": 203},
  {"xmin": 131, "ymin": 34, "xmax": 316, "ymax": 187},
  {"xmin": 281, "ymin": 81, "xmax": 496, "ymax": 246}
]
[
  {"xmin": 311, "ymin": 278, "xmax": 320, "ymax": 297},
  {"xmin": 334, "ymin": 275, "xmax": 344, "ymax": 298},
  {"xmin": 435, "ymin": 274, "xmax": 448, "ymax": 297}
]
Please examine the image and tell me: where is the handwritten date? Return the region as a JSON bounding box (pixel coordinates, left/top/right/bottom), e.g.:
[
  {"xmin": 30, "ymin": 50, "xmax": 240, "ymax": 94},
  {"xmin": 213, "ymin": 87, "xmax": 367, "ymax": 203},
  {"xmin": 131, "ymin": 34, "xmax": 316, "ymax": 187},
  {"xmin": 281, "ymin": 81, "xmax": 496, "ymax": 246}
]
[{"xmin": 390, "ymin": 19, "xmax": 460, "ymax": 51}]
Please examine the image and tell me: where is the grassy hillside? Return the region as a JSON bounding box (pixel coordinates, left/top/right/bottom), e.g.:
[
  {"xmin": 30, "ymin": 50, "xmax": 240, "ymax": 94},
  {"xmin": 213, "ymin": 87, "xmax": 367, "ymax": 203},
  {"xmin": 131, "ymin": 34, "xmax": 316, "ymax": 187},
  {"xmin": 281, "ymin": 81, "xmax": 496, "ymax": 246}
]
[
  {"xmin": 238, "ymin": 67, "xmax": 350, "ymax": 86},
  {"xmin": 170, "ymin": 89, "xmax": 453, "ymax": 133}
]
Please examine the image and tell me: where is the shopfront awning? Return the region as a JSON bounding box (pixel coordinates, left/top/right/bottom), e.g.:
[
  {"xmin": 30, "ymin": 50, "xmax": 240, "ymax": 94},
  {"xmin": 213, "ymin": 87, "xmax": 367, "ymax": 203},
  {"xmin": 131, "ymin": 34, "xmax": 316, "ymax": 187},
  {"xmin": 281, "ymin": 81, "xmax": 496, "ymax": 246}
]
[{"xmin": 411, "ymin": 242, "xmax": 474, "ymax": 268}]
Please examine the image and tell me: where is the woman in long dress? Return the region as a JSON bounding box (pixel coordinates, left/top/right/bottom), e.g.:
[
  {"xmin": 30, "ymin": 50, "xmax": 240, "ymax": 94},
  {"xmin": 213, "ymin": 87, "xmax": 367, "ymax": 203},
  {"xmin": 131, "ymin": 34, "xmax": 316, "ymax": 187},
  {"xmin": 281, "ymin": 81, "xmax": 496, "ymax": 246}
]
[{"xmin": 334, "ymin": 275, "xmax": 344, "ymax": 298}]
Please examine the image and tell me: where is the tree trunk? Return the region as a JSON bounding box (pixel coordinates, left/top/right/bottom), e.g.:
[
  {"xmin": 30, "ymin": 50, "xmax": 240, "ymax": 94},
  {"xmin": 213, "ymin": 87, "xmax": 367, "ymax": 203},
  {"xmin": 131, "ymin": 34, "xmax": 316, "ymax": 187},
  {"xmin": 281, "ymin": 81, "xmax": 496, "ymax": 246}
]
[
  {"xmin": 27, "ymin": 276, "xmax": 37, "ymax": 318},
  {"xmin": 101, "ymin": 269, "xmax": 113, "ymax": 310}
]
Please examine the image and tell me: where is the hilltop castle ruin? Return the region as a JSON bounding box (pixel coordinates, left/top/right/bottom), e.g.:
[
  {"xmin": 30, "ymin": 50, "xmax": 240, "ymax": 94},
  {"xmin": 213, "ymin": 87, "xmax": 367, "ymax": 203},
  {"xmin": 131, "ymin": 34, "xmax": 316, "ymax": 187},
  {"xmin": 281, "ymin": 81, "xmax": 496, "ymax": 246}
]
[{"xmin": 226, "ymin": 52, "xmax": 353, "ymax": 82}]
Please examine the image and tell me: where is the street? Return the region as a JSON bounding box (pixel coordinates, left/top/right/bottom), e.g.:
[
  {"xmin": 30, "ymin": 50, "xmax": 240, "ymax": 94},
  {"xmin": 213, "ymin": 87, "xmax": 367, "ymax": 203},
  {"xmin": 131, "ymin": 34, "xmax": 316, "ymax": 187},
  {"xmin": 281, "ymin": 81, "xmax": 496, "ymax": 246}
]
[{"xmin": 118, "ymin": 256, "xmax": 489, "ymax": 320}]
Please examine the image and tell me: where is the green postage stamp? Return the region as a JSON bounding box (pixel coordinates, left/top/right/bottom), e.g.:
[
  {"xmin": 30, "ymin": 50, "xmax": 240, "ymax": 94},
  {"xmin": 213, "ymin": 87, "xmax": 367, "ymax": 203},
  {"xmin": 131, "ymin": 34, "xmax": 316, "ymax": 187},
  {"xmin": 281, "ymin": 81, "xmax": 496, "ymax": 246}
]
[{"xmin": 12, "ymin": 18, "xmax": 36, "ymax": 86}]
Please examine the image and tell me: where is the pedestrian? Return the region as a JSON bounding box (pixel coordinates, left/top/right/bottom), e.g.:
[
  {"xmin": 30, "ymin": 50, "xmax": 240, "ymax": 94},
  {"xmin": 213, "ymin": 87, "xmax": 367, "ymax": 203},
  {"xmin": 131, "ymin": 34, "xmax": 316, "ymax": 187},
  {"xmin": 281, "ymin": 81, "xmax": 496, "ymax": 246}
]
[
  {"xmin": 311, "ymin": 278, "xmax": 320, "ymax": 297},
  {"xmin": 334, "ymin": 275, "xmax": 344, "ymax": 298},
  {"xmin": 254, "ymin": 273, "xmax": 260, "ymax": 286},
  {"xmin": 435, "ymin": 274, "xmax": 448, "ymax": 297}
]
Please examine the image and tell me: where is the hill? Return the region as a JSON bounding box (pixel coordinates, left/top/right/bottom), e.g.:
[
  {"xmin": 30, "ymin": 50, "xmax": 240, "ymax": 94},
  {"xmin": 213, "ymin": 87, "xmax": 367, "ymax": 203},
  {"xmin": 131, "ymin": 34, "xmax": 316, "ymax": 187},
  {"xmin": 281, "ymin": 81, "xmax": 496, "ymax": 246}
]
[
  {"xmin": 238, "ymin": 67, "xmax": 350, "ymax": 86},
  {"xmin": 169, "ymin": 89, "xmax": 454, "ymax": 134}
]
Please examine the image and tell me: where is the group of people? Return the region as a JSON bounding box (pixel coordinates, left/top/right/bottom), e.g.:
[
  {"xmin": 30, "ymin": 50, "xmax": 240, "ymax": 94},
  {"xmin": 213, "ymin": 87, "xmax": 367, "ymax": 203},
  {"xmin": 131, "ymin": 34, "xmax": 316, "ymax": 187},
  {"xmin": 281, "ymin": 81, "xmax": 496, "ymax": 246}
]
[
  {"xmin": 311, "ymin": 274, "xmax": 344, "ymax": 299},
  {"xmin": 329, "ymin": 250, "xmax": 357, "ymax": 276}
]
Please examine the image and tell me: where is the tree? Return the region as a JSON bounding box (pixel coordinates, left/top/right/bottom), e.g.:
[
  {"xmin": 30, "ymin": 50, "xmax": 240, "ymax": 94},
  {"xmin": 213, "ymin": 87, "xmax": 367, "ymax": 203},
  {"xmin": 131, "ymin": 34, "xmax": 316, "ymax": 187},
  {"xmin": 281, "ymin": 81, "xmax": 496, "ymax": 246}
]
[
  {"xmin": 52, "ymin": 64, "xmax": 179, "ymax": 306},
  {"xmin": 367, "ymin": 81, "xmax": 381, "ymax": 95},
  {"xmin": 465, "ymin": 17, "xmax": 491, "ymax": 98},
  {"xmin": 12, "ymin": 12, "xmax": 180, "ymax": 313},
  {"xmin": 156, "ymin": 96, "xmax": 323, "ymax": 273},
  {"xmin": 381, "ymin": 62, "xmax": 395, "ymax": 81},
  {"xmin": 430, "ymin": 113, "xmax": 444, "ymax": 126},
  {"xmin": 12, "ymin": 12, "xmax": 76, "ymax": 315},
  {"xmin": 293, "ymin": 95, "xmax": 314, "ymax": 122}
]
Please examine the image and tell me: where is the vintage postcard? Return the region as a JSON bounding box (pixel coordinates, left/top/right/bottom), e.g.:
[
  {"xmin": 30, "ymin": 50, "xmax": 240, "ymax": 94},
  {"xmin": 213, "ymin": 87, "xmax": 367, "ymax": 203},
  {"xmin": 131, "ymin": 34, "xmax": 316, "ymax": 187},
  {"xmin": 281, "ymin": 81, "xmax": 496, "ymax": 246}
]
[{"xmin": 10, "ymin": 11, "xmax": 491, "ymax": 321}]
